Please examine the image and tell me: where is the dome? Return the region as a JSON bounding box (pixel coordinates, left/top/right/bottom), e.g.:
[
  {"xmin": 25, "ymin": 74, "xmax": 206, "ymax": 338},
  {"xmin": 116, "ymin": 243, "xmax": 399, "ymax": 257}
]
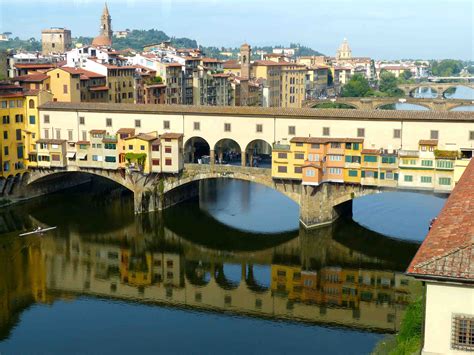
[{"xmin": 92, "ymin": 34, "xmax": 112, "ymax": 47}]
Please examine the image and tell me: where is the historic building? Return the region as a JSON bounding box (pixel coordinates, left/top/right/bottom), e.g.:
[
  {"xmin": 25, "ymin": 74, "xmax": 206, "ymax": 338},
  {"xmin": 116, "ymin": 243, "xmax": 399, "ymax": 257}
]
[
  {"xmin": 92, "ymin": 3, "xmax": 113, "ymax": 48},
  {"xmin": 41, "ymin": 27, "xmax": 72, "ymax": 55}
]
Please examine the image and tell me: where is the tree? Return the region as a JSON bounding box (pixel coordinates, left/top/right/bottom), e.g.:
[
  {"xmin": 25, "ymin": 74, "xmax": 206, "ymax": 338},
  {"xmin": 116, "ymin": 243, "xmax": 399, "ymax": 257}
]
[
  {"xmin": 402, "ymin": 70, "xmax": 413, "ymax": 81},
  {"xmin": 430, "ymin": 60, "xmax": 463, "ymax": 77},
  {"xmin": 379, "ymin": 71, "xmax": 404, "ymax": 97},
  {"xmin": 340, "ymin": 74, "xmax": 373, "ymax": 97}
]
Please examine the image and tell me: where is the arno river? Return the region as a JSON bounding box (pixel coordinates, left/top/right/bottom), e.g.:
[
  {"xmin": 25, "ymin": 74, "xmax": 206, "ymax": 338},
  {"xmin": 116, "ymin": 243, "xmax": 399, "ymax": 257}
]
[{"xmin": 0, "ymin": 176, "xmax": 446, "ymax": 354}]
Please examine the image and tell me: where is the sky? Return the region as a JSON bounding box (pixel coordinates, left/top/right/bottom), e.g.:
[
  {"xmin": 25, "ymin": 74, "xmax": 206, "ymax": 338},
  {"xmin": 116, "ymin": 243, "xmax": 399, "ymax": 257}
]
[{"xmin": 0, "ymin": 0, "xmax": 472, "ymax": 60}]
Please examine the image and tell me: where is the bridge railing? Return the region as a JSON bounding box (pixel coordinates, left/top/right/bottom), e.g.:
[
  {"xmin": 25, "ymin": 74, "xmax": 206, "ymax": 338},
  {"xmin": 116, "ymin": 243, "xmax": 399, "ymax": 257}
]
[{"xmin": 184, "ymin": 163, "xmax": 272, "ymax": 177}]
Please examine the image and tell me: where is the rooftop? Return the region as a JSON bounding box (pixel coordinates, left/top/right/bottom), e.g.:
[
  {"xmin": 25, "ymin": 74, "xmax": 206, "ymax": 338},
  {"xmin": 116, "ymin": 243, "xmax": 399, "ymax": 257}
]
[
  {"xmin": 38, "ymin": 102, "xmax": 474, "ymax": 122},
  {"xmin": 407, "ymin": 159, "xmax": 474, "ymax": 283},
  {"xmin": 419, "ymin": 139, "xmax": 438, "ymax": 146}
]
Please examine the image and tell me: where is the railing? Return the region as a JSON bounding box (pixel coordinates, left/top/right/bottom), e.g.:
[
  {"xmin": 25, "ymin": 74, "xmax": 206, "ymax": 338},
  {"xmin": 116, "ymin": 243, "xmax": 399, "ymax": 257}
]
[{"xmin": 398, "ymin": 150, "xmax": 419, "ymax": 158}]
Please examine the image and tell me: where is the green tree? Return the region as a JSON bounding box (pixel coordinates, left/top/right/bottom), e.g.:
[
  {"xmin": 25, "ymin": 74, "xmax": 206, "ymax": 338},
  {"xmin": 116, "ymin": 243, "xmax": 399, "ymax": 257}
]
[
  {"xmin": 340, "ymin": 74, "xmax": 373, "ymax": 97},
  {"xmin": 431, "ymin": 59, "xmax": 463, "ymax": 77},
  {"xmin": 379, "ymin": 71, "xmax": 404, "ymax": 97},
  {"xmin": 402, "ymin": 70, "xmax": 413, "ymax": 81}
]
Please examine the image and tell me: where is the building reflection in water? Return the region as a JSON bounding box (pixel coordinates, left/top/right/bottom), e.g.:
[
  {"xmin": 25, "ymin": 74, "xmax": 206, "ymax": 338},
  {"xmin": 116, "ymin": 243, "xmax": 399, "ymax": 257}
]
[{"xmin": 0, "ymin": 205, "xmax": 422, "ymax": 338}]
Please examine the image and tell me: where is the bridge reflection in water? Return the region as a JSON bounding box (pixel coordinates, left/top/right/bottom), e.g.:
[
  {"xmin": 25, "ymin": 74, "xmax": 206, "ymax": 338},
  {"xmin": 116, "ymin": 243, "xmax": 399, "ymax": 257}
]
[{"xmin": 0, "ymin": 196, "xmax": 421, "ymax": 338}]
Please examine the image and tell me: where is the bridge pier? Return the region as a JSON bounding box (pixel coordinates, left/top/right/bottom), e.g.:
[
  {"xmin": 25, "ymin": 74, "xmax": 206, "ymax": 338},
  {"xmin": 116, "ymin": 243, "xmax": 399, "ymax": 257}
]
[{"xmin": 299, "ymin": 183, "xmax": 377, "ymax": 229}]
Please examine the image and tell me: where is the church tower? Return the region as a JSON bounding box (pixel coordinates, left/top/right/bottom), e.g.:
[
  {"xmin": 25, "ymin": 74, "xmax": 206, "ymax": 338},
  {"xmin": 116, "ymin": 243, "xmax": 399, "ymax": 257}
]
[
  {"xmin": 336, "ymin": 38, "xmax": 352, "ymax": 60},
  {"xmin": 240, "ymin": 43, "xmax": 251, "ymax": 80},
  {"xmin": 100, "ymin": 3, "xmax": 113, "ymax": 40}
]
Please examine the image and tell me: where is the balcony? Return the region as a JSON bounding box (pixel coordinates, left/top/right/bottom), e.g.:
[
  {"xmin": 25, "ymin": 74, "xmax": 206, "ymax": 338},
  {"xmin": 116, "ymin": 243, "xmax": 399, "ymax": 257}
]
[{"xmin": 398, "ymin": 150, "xmax": 419, "ymax": 158}]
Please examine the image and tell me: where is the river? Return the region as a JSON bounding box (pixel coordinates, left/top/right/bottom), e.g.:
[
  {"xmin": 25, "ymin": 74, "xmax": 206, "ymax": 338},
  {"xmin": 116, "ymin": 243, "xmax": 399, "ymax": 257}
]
[{"xmin": 0, "ymin": 177, "xmax": 444, "ymax": 354}]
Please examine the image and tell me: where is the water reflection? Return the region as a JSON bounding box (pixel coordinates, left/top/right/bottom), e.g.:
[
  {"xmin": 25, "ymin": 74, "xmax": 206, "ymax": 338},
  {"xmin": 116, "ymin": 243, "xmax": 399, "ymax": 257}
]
[{"xmin": 0, "ymin": 188, "xmax": 422, "ymax": 345}]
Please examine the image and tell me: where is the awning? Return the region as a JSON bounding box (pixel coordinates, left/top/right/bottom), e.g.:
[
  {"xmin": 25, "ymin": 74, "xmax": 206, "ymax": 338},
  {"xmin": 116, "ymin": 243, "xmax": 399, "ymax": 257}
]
[
  {"xmin": 77, "ymin": 153, "xmax": 87, "ymax": 160},
  {"xmin": 67, "ymin": 152, "xmax": 76, "ymax": 159}
]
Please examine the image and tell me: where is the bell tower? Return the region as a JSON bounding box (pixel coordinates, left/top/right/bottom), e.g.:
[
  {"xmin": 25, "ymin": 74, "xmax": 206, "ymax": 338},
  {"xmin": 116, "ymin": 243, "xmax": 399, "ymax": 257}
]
[
  {"xmin": 100, "ymin": 2, "xmax": 113, "ymax": 40},
  {"xmin": 240, "ymin": 43, "xmax": 251, "ymax": 79}
]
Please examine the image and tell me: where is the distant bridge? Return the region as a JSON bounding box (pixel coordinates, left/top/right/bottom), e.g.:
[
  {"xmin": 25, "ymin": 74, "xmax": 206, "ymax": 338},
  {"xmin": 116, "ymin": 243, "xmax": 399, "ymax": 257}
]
[
  {"xmin": 397, "ymin": 82, "xmax": 474, "ymax": 98},
  {"xmin": 305, "ymin": 97, "xmax": 474, "ymax": 111}
]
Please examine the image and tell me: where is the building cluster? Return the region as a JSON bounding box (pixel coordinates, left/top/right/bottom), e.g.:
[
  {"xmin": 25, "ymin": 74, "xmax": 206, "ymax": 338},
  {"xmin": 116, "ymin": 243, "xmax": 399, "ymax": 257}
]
[{"xmin": 272, "ymin": 137, "xmax": 469, "ymax": 192}]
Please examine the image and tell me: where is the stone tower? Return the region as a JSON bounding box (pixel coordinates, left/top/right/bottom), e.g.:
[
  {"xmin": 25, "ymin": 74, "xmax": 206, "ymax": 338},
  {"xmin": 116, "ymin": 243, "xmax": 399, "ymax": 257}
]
[
  {"xmin": 100, "ymin": 3, "xmax": 112, "ymax": 39},
  {"xmin": 240, "ymin": 43, "xmax": 251, "ymax": 79}
]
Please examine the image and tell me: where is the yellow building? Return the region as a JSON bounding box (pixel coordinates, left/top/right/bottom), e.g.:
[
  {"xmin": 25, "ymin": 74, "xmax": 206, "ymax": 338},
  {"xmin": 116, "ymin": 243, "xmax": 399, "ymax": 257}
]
[
  {"xmin": 280, "ymin": 63, "xmax": 306, "ymax": 108},
  {"xmin": 124, "ymin": 132, "xmax": 159, "ymax": 174},
  {"xmin": 46, "ymin": 67, "xmax": 82, "ymax": 103},
  {"xmin": 343, "ymin": 140, "xmax": 363, "ymax": 184},
  {"xmin": 271, "ymin": 264, "xmax": 303, "ymax": 300},
  {"xmin": 252, "ymin": 61, "xmax": 282, "ymax": 107}
]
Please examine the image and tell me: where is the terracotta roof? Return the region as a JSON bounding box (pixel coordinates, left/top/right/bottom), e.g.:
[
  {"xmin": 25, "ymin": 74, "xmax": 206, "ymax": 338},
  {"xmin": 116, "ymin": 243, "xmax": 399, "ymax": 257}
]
[
  {"xmin": 77, "ymin": 69, "xmax": 105, "ymax": 79},
  {"xmin": 419, "ymin": 139, "xmax": 438, "ymax": 146},
  {"xmin": 223, "ymin": 60, "xmax": 240, "ymax": 69},
  {"xmin": 89, "ymin": 86, "xmax": 109, "ymax": 91},
  {"xmin": 290, "ymin": 137, "xmax": 364, "ymax": 144},
  {"xmin": 14, "ymin": 74, "xmax": 49, "ymax": 82},
  {"xmin": 102, "ymin": 137, "xmax": 118, "ymax": 143},
  {"xmin": 160, "ymin": 132, "xmax": 183, "ymax": 139},
  {"xmin": 145, "ymin": 84, "xmax": 166, "ymax": 89},
  {"xmin": 76, "ymin": 141, "xmax": 90, "ymax": 145},
  {"xmin": 36, "ymin": 139, "xmax": 66, "ymax": 144},
  {"xmin": 89, "ymin": 129, "xmax": 106, "ymax": 134},
  {"xmin": 125, "ymin": 133, "xmax": 157, "ymax": 142},
  {"xmin": 56, "ymin": 67, "xmax": 83, "ymax": 76},
  {"xmin": 14, "ymin": 63, "xmax": 55, "ymax": 69},
  {"xmin": 38, "ymin": 102, "xmax": 474, "ymax": 122},
  {"xmin": 116, "ymin": 128, "xmax": 135, "ymax": 134},
  {"xmin": 407, "ymin": 159, "xmax": 474, "ymax": 282},
  {"xmin": 165, "ymin": 63, "xmax": 182, "ymax": 68},
  {"xmin": 201, "ymin": 57, "xmax": 222, "ymax": 63},
  {"xmin": 361, "ymin": 149, "xmax": 380, "ymax": 154},
  {"xmin": 212, "ymin": 73, "xmax": 231, "ymax": 78}
]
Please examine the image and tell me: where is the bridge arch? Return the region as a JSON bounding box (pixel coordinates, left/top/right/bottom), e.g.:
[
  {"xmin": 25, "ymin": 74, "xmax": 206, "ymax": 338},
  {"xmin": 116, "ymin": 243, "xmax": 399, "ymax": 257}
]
[
  {"xmin": 449, "ymin": 105, "xmax": 474, "ymax": 112},
  {"xmin": 185, "ymin": 260, "xmax": 212, "ymax": 287},
  {"xmin": 310, "ymin": 102, "xmax": 358, "ymax": 109},
  {"xmin": 244, "ymin": 139, "xmax": 272, "ymax": 168},
  {"xmin": 184, "ymin": 136, "xmax": 211, "ymax": 164},
  {"xmin": 409, "ymin": 86, "xmax": 438, "ymax": 98},
  {"xmin": 214, "ymin": 263, "xmax": 240, "ymax": 290},
  {"xmin": 214, "ymin": 138, "xmax": 242, "ymax": 165},
  {"xmin": 375, "ymin": 102, "xmax": 431, "ymax": 111},
  {"xmin": 245, "ymin": 264, "xmax": 270, "ymax": 293},
  {"xmin": 441, "ymin": 85, "xmax": 474, "ymax": 99}
]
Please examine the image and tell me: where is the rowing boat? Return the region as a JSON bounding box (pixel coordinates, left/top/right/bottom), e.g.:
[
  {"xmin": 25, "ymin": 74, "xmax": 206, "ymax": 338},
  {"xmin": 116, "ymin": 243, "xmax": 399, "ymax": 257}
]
[{"xmin": 19, "ymin": 226, "xmax": 57, "ymax": 237}]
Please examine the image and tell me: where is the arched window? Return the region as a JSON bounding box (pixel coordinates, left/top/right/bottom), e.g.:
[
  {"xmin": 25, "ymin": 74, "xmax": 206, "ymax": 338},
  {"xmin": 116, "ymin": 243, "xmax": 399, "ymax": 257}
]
[{"xmin": 28, "ymin": 99, "xmax": 35, "ymax": 109}]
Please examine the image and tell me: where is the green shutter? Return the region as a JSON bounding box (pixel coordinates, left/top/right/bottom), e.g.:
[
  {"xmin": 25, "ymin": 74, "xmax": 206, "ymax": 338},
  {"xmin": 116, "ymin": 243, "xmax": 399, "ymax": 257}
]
[
  {"xmin": 394, "ymin": 173, "xmax": 399, "ymax": 180},
  {"xmin": 374, "ymin": 172, "xmax": 378, "ymax": 179},
  {"xmin": 345, "ymin": 156, "xmax": 351, "ymax": 163},
  {"xmin": 380, "ymin": 172, "xmax": 385, "ymax": 180},
  {"xmin": 361, "ymin": 171, "xmax": 365, "ymax": 178}
]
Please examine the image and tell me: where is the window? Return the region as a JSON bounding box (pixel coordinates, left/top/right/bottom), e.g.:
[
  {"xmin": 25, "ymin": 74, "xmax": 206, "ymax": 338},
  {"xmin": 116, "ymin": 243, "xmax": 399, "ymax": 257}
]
[
  {"xmin": 194, "ymin": 122, "xmax": 200, "ymax": 131},
  {"xmin": 106, "ymin": 118, "xmax": 112, "ymax": 127},
  {"xmin": 294, "ymin": 153, "xmax": 304, "ymax": 160},
  {"xmin": 68, "ymin": 130, "xmax": 73, "ymax": 141},
  {"xmin": 329, "ymin": 168, "xmax": 342, "ymax": 175},
  {"xmin": 140, "ymin": 145, "xmax": 145, "ymax": 151},
  {"xmin": 55, "ymin": 129, "xmax": 61, "ymax": 140},
  {"xmin": 437, "ymin": 160, "xmax": 454, "ymax": 169},
  {"xmin": 92, "ymin": 155, "xmax": 99, "ymax": 161},
  {"xmin": 323, "ymin": 127, "xmax": 330, "ymax": 136},
  {"xmin": 3, "ymin": 146, "xmax": 8, "ymax": 156},
  {"xmin": 135, "ymin": 119, "xmax": 141, "ymax": 128},
  {"xmin": 277, "ymin": 152, "xmax": 287, "ymax": 159},
  {"xmin": 306, "ymin": 169, "xmax": 315, "ymax": 177},
  {"xmin": 79, "ymin": 116, "xmax": 85, "ymax": 125},
  {"xmin": 357, "ymin": 128, "xmax": 365, "ymax": 137},
  {"xmin": 311, "ymin": 143, "xmax": 320, "ymax": 149},
  {"xmin": 421, "ymin": 160, "xmax": 433, "ymax": 167},
  {"xmin": 348, "ymin": 170, "xmax": 358, "ymax": 177},
  {"xmin": 421, "ymin": 176, "xmax": 432, "ymax": 183},
  {"xmin": 224, "ymin": 123, "xmax": 231, "ymax": 132},
  {"xmin": 105, "ymin": 156, "xmax": 116, "ymax": 163},
  {"xmin": 3, "ymin": 131, "xmax": 7, "ymax": 139},
  {"xmin": 152, "ymin": 144, "xmax": 159, "ymax": 152},
  {"xmin": 82, "ymin": 131, "xmax": 87, "ymax": 141},
  {"xmin": 1, "ymin": 101, "xmax": 6, "ymax": 108},
  {"xmin": 44, "ymin": 115, "xmax": 50, "ymax": 124},
  {"xmin": 2, "ymin": 115, "xmax": 10, "ymax": 124},
  {"xmin": 277, "ymin": 166, "xmax": 287, "ymax": 173},
  {"xmin": 430, "ymin": 130, "xmax": 439, "ymax": 140},
  {"xmin": 288, "ymin": 126, "xmax": 295, "ymax": 135},
  {"xmin": 152, "ymin": 159, "xmax": 160, "ymax": 166},
  {"xmin": 363, "ymin": 155, "xmax": 377, "ymax": 162},
  {"xmin": 9, "ymin": 100, "xmax": 14, "ymax": 108},
  {"xmin": 452, "ymin": 315, "xmax": 474, "ymax": 351},
  {"xmin": 17, "ymin": 146, "xmax": 23, "ymax": 159},
  {"xmin": 256, "ymin": 124, "xmax": 263, "ymax": 133},
  {"xmin": 165, "ymin": 146, "xmax": 172, "ymax": 153},
  {"xmin": 439, "ymin": 177, "xmax": 451, "ymax": 186},
  {"xmin": 28, "ymin": 99, "xmax": 35, "ymax": 109},
  {"xmin": 63, "ymin": 84, "xmax": 68, "ymax": 94},
  {"xmin": 470, "ymin": 131, "xmax": 474, "ymax": 141},
  {"xmin": 163, "ymin": 120, "xmax": 170, "ymax": 129},
  {"xmin": 393, "ymin": 129, "xmax": 401, "ymax": 139},
  {"xmin": 105, "ymin": 143, "xmax": 116, "ymax": 150},
  {"xmin": 14, "ymin": 129, "xmax": 21, "ymax": 141},
  {"xmin": 381, "ymin": 156, "xmax": 396, "ymax": 164},
  {"xmin": 51, "ymin": 154, "xmax": 60, "ymax": 162},
  {"xmin": 308, "ymin": 153, "xmax": 319, "ymax": 162},
  {"xmin": 15, "ymin": 114, "xmax": 23, "ymax": 123},
  {"xmin": 404, "ymin": 175, "xmax": 413, "ymax": 182},
  {"xmin": 294, "ymin": 166, "xmax": 302, "ymax": 173},
  {"xmin": 29, "ymin": 115, "xmax": 36, "ymax": 124},
  {"xmin": 165, "ymin": 158, "xmax": 172, "ymax": 166},
  {"xmin": 43, "ymin": 129, "xmax": 49, "ymax": 139},
  {"xmin": 329, "ymin": 155, "xmax": 342, "ymax": 161},
  {"xmin": 330, "ymin": 142, "xmax": 341, "ymax": 148}
]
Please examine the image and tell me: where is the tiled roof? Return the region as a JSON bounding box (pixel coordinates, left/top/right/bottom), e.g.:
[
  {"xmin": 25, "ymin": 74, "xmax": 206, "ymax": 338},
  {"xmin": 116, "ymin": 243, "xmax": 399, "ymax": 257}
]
[
  {"xmin": 361, "ymin": 149, "xmax": 380, "ymax": 154},
  {"xmin": 223, "ymin": 60, "xmax": 240, "ymax": 69},
  {"xmin": 14, "ymin": 74, "xmax": 49, "ymax": 82},
  {"xmin": 14, "ymin": 63, "xmax": 55, "ymax": 69},
  {"xmin": 407, "ymin": 159, "xmax": 474, "ymax": 282},
  {"xmin": 76, "ymin": 141, "xmax": 90, "ymax": 145},
  {"xmin": 125, "ymin": 133, "xmax": 157, "ymax": 142},
  {"xmin": 160, "ymin": 132, "xmax": 183, "ymax": 139},
  {"xmin": 290, "ymin": 137, "xmax": 364, "ymax": 144},
  {"xmin": 89, "ymin": 86, "xmax": 109, "ymax": 91},
  {"xmin": 36, "ymin": 139, "xmax": 66, "ymax": 144},
  {"xmin": 419, "ymin": 139, "xmax": 438, "ymax": 146},
  {"xmin": 38, "ymin": 102, "xmax": 474, "ymax": 122},
  {"xmin": 116, "ymin": 128, "xmax": 135, "ymax": 134},
  {"xmin": 89, "ymin": 129, "xmax": 106, "ymax": 134}
]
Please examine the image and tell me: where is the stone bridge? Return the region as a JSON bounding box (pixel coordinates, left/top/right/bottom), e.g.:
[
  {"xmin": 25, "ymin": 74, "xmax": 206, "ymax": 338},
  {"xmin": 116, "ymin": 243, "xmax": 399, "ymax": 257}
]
[
  {"xmin": 397, "ymin": 82, "xmax": 474, "ymax": 98},
  {"xmin": 26, "ymin": 164, "xmax": 383, "ymax": 229},
  {"xmin": 305, "ymin": 97, "xmax": 474, "ymax": 111}
]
